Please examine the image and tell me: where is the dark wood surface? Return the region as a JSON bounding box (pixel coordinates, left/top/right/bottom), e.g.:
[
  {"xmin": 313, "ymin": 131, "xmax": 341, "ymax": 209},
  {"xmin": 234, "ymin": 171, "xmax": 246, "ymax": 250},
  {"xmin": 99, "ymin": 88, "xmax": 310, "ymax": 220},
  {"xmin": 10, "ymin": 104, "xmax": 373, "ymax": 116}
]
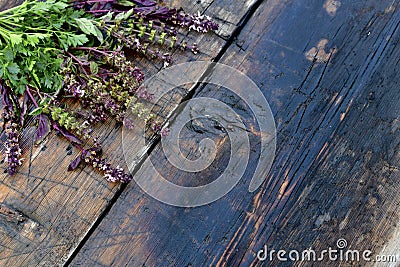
[
  {"xmin": 1, "ymin": 0, "xmax": 400, "ymax": 266},
  {"xmin": 0, "ymin": 0, "xmax": 258, "ymax": 266}
]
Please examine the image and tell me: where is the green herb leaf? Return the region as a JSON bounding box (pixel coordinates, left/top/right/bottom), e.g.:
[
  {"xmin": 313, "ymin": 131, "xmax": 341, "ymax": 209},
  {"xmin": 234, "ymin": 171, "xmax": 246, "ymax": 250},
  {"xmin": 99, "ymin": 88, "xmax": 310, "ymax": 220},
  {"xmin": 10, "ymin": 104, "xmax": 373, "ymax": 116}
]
[
  {"xmin": 7, "ymin": 62, "xmax": 20, "ymax": 75},
  {"xmin": 115, "ymin": 9, "xmax": 134, "ymax": 21},
  {"xmin": 9, "ymin": 34, "xmax": 23, "ymax": 46},
  {"xmin": 75, "ymin": 18, "xmax": 98, "ymax": 36},
  {"xmin": 117, "ymin": 0, "xmax": 135, "ymax": 7},
  {"xmin": 28, "ymin": 107, "xmax": 43, "ymax": 116},
  {"xmin": 3, "ymin": 48, "xmax": 14, "ymax": 61},
  {"xmin": 71, "ymin": 34, "xmax": 89, "ymax": 47},
  {"xmin": 94, "ymin": 27, "xmax": 104, "ymax": 43},
  {"xmin": 90, "ymin": 61, "xmax": 99, "ymax": 75}
]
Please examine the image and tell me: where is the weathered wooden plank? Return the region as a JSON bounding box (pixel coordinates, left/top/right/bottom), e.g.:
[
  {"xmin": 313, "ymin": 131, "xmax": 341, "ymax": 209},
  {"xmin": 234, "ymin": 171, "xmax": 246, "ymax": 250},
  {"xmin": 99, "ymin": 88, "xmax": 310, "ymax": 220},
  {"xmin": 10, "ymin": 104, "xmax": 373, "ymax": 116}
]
[
  {"xmin": 70, "ymin": 0, "xmax": 400, "ymax": 266},
  {"xmin": 0, "ymin": 0, "xmax": 256, "ymax": 266}
]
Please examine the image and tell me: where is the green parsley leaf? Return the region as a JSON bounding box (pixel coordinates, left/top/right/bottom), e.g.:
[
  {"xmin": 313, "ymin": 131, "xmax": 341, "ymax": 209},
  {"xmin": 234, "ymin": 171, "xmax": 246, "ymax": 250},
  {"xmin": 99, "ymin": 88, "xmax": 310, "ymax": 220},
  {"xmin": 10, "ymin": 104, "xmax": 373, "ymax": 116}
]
[{"xmin": 7, "ymin": 62, "xmax": 20, "ymax": 75}]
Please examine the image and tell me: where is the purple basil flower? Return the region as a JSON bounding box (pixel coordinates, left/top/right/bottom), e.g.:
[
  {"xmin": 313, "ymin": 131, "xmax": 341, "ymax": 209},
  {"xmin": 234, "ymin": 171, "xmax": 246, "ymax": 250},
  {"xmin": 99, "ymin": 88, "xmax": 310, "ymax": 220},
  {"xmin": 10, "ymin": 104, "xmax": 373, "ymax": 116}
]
[
  {"xmin": 136, "ymin": 87, "xmax": 154, "ymax": 101},
  {"xmin": 83, "ymin": 149, "xmax": 132, "ymax": 183},
  {"xmin": 4, "ymin": 123, "xmax": 23, "ymax": 175},
  {"xmin": 159, "ymin": 127, "xmax": 170, "ymax": 137},
  {"xmin": 176, "ymin": 11, "xmax": 219, "ymax": 32},
  {"xmin": 64, "ymin": 75, "xmax": 85, "ymax": 97}
]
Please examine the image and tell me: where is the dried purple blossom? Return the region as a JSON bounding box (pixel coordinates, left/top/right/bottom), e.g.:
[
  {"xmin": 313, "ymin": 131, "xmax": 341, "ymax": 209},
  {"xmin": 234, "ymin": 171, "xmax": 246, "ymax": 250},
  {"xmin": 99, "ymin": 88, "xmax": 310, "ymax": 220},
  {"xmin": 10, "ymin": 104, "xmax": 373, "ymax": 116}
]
[
  {"xmin": 107, "ymin": 0, "xmax": 219, "ymax": 33},
  {"xmin": 130, "ymin": 67, "xmax": 145, "ymax": 83},
  {"xmin": 64, "ymin": 74, "xmax": 86, "ymax": 97},
  {"xmin": 4, "ymin": 123, "xmax": 23, "ymax": 175},
  {"xmin": 175, "ymin": 11, "xmax": 219, "ymax": 33},
  {"xmin": 1, "ymin": 106, "xmax": 12, "ymax": 124},
  {"xmin": 111, "ymin": 33, "xmax": 173, "ymax": 64},
  {"xmin": 151, "ymin": 120, "xmax": 169, "ymax": 136},
  {"xmin": 159, "ymin": 127, "xmax": 170, "ymax": 137},
  {"xmin": 136, "ymin": 87, "xmax": 154, "ymax": 101},
  {"xmin": 83, "ymin": 149, "xmax": 132, "ymax": 183},
  {"xmin": 1, "ymin": 85, "xmax": 23, "ymax": 175}
]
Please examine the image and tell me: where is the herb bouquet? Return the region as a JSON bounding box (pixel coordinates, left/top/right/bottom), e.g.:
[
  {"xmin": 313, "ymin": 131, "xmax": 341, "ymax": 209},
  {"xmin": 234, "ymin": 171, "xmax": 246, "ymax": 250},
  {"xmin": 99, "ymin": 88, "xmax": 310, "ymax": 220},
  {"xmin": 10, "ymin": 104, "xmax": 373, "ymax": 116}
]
[{"xmin": 0, "ymin": 0, "xmax": 218, "ymax": 181}]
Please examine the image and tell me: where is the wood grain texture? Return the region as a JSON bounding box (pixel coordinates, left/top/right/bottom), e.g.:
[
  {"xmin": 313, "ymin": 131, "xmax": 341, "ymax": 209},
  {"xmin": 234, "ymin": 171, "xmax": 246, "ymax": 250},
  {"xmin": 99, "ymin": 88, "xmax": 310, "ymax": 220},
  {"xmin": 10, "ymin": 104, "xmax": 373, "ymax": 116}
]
[
  {"xmin": 70, "ymin": 0, "xmax": 400, "ymax": 266},
  {"xmin": 0, "ymin": 0, "xmax": 254, "ymax": 266}
]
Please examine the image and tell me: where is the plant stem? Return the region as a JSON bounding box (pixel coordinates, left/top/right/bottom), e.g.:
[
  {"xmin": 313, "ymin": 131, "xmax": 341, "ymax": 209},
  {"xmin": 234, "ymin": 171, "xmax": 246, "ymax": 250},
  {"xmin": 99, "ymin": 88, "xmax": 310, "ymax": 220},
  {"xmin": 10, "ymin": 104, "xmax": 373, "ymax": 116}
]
[
  {"xmin": 26, "ymin": 85, "xmax": 39, "ymax": 108},
  {"xmin": 71, "ymin": 47, "xmax": 111, "ymax": 57},
  {"xmin": 66, "ymin": 51, "xmax": 89, "ymax": 76},
  {"xmin": 74, "ymin": 143, "xmax": 84, "ymax": 152}
]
